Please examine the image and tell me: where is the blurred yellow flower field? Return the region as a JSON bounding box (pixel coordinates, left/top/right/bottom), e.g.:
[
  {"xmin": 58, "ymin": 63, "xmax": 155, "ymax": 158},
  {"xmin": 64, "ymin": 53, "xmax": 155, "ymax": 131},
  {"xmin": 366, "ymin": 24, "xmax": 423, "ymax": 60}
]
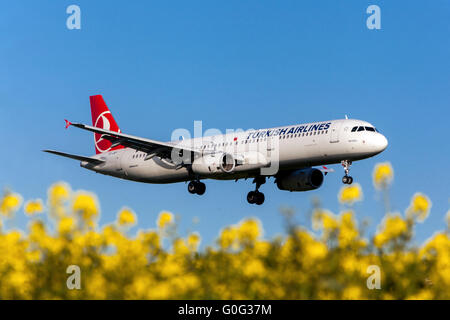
[{"xmin": 0, "ymin": 162, "xmax": 449, "ymax": 300}]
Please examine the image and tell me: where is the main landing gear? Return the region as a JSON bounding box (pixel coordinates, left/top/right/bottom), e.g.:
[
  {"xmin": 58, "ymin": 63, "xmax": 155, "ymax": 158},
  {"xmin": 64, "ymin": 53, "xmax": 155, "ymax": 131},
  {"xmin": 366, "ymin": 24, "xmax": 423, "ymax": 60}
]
[
  {"xmin": 247, "ymin": 177, "xmax": 266, "ymax": 205},
  {"xmin": 188, "ymin": 180, "xmax": 206, "ymax": 195},
  {"xmin": 341, "ymin": 160, "xmax": 354, "ymax": 184}
]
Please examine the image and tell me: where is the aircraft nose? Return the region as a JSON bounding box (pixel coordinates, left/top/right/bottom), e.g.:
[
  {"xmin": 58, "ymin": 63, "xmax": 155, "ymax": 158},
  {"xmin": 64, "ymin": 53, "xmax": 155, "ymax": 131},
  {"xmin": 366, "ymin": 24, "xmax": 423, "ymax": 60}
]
[{"xmin": 375, "ymin": 134, "xmax": 388, "ymax": 152}]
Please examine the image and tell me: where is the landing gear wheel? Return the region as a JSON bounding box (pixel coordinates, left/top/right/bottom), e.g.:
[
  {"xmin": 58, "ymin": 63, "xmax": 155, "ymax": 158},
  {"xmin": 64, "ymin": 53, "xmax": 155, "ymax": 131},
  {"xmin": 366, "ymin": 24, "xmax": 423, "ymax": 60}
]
[
  {"xmin": 196, "ymin": 182, "xmax": 206, "ymax": 195},
  {"xmin": 188, "ymin": 181, "xmax": 206, "ymax": 195},
  {"xmin": 255, "ymin": 192, "xmax": 265, "ymax": 205},
  {"xmin": 247, "ymin": 191, "xmax": 257, "ymax": 204},
  {"xmin": 188, "ymin": 181, "xmax": 197, "ymax": 194},
  {"xmin": 247, "ymin": 191, "xmax": 265, "ymax": 205},
  {"xmin": 247, "ymin": 176, "xmax": 266, "ymax": 205},
  {"xmin": 342, "ymin": 176, "xmax": 354, "ymax": 184}
]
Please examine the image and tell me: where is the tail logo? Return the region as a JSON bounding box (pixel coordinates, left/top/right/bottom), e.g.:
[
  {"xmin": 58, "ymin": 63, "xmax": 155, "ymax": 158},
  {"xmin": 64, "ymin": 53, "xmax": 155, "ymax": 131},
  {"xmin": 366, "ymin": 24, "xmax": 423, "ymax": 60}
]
[{"xmin": 94, "ymin": 111, "xmax": 121, "ymax": 153}]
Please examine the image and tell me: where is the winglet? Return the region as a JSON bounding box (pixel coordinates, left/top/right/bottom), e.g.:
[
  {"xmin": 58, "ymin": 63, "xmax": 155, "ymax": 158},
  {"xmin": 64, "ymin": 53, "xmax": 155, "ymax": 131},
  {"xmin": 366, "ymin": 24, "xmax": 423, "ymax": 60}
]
[{"xmin": 64, "ymin": 119, "xmax": 72, "ymax": 129}]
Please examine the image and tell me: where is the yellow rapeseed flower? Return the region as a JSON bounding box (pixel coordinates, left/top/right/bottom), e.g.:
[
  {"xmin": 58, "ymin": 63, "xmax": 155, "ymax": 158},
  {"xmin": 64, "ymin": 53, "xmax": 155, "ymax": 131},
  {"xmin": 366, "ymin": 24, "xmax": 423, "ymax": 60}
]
[
  {"xmin": 72, "ymin": 192, "xmax": 99, "ymax": 222},
  {"xmin": 373, "ymin": 162, "xmax": 394, "ymax": 189},
  {"xmin": 338, "ymin": 211, "xmax": 359, "ymax": 247},
  {"xmin": 24, "ymin": 199, "xmax": 44, "ymax": 216},
  {"xmin": 58, "ymin": 216, "xmax": 75, "ymax": 234},
  {"xmin": 138, "ymin": 230, "xmax": 160, "ymax": 250},
  {"xmin": 312, "ymin": 209, "xmax": 339, "ymax": 236},
  {"xmin": 157, "ymin": 211, "xmax": 173, "ymax": 229},
  {"xmin": 384, "ymin": 215, "xmax": 408, "ymax": 237},
  {"xmin": 338, "ymin": 184, "xmax": 363, "ymax": 204},
  {"xmin": 173, "ymin": 238, "xmax": 190, "ymax": 255},
  {"xmin": 117, "ymin": 208, "xmax": 137, "ymax": 227},
  {"xmin": 322, "ymin": 214, "xmax": 339, "ymax": 231},
  {"xmin": 48, "ymin": 182, "xmax": 70, "ymax": 206},
  {"xmin": 407, "ymin": 290, "xmax": 434, "ymax": 300},
  {"xmin": 406, "ymin": 193, "xmax": 431, "ymax": 223},
  {"xmin": 342, "ymin": 285, "xmax": 363, "ymax": 300},
  {"xmin": 243, "ymin": 258, "xmax": 265, "ymax": 277},
  {"xmin": 218, "ymin": 226, "xmax": 238, "ymax": 249},
  {"xmin": 237, "ymin": 218, "xmax": 261, "ymax": 243},
  {"xmin": 305, "ymin": 240, "xmax": 328, "ymax": 261},
  {"xmin": 374, "ymin": 214, "xmax": 408, "ymax": 248},
  {"xmin": 187, "ymin": 233, "xmax": 201, "ymax": 251},
  {"xmin": 0, "ymin": 192, "xmax": 22, "ymax": 217},
  {"xmin": 373, "ymin": 232, "xmax": 388, "ymax": 248},
  {"xmin": 2, "ymin": 179, "xmax": 450, "ymax": 300}
]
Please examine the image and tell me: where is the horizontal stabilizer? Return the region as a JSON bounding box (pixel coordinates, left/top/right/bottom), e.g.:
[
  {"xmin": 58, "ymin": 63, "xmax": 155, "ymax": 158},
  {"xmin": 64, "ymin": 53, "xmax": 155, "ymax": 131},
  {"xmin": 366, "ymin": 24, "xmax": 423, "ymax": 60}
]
[
  {"xmin": 66, "ymin": 121, "xmax": 200, "ymax": 156},
  {"xmin": 43, "ymin": 150, "xmax": 104, "ymax": 165}
]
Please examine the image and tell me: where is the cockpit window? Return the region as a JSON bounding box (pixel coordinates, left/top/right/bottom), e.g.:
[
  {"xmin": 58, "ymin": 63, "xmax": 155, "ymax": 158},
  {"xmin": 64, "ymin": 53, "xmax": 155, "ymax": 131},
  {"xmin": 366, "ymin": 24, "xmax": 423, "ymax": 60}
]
[{"xmin": 351, "ymin": 126, "xmax": 379, "ymax": 133}]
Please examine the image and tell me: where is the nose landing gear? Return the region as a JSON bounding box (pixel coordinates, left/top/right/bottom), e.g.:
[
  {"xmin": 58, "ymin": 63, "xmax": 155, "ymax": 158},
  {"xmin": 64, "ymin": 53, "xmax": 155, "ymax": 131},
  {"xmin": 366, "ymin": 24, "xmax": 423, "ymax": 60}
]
[
  {"xmin": 188, "ymin": 180, "xmax": 206, "ymax": 195},
  {"xmin": 247, "ymin": 176, "xmax": 266, "ymax": 205},
  {"xmin": 247, "ymin": 191, "xmax": 265, "ymax": 205},
  {"xmin": 341, "ymin": 160, "xmax": 353, "ymax": 184}
]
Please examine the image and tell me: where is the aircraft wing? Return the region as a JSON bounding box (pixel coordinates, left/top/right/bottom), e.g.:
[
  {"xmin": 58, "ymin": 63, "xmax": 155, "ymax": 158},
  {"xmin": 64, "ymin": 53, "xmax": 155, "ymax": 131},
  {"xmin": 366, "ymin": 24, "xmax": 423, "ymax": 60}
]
[
  {"xmin": 43, "ymin": 150, "xmax": 104, "ymax": 164},
  {"xmin": 320, "ymin": 166, "xmax": 335, "ymax": 175},
  {"xmin": 68, "ymin": 122, "xmax": 201, "ymax": 158}
]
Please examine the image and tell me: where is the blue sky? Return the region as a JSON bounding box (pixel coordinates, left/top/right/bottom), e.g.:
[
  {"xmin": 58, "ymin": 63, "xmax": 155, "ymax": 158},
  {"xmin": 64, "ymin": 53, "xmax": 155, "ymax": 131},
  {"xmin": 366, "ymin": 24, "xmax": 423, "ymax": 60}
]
[{"xmin": 1, "ymin": 1, "xmax": 449, "ymax": 246}]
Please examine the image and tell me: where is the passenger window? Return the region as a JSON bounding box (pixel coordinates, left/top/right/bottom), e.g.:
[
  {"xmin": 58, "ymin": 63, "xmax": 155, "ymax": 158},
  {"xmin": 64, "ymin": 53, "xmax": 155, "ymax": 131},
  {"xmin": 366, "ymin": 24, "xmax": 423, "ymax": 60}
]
[{"xmin": 357, "ymin": 126, "xmax": 365, "ymax": 132}]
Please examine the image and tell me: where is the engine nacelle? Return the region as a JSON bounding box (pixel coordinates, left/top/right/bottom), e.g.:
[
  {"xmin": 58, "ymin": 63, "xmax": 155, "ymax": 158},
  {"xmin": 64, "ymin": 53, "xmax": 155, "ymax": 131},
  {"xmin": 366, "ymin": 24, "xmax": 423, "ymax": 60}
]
[
  {"xmin": 276, "ymin": 168, "xmax": 324, "ymax": 192},
  {"xmin": 192, "ymin": 153, "xmax": 235, "ymax": 176}
]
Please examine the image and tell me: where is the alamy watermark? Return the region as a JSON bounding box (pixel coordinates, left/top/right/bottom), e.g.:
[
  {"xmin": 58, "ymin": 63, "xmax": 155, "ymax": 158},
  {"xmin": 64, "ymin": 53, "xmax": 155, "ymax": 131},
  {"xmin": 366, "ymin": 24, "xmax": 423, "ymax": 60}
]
[
  {"xmin": 168, "ymin": 121, "xmax": 281, "ymax": 176},
  {"xmin": 366, "ymin": 265, "xmax": 381, "ymax": 289},
  {"xmin": 66, "ymin": 265, "xmax": 81, "ymax": 290},
  {"xmin": 66, "ymin": 5, "xmax": 81, "ymax": 30},
  {"xmin": 366, "ymin": 5, "xmax": 381, "ymax": 30}
]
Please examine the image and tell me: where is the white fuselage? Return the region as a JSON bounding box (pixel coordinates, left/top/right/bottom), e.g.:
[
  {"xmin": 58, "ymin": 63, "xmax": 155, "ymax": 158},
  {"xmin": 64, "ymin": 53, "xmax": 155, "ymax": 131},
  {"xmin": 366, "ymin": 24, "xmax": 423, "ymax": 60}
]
[{"xmin": 81, "ymin": 119, "xmax": 388, "ymax": 184}]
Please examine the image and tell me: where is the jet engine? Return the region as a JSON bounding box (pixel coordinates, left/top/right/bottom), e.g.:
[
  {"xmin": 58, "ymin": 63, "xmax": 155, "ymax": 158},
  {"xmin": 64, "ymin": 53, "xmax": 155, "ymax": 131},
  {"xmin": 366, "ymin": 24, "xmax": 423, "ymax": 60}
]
[
  {"xmin": 276, "ymin": 168, "xmax": 324, "ymax": 192},
  {"xmin": 192, "ymin": 153, "xmax": 235, "ymax": 176}
]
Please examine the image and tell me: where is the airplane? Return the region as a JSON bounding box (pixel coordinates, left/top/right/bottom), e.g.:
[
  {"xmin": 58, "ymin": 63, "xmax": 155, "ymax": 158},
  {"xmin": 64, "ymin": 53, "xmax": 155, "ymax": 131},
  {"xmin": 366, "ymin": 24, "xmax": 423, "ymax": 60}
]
[{"xmin": 44, "ymin": 95, "xmax": 388, "ymax": 205}]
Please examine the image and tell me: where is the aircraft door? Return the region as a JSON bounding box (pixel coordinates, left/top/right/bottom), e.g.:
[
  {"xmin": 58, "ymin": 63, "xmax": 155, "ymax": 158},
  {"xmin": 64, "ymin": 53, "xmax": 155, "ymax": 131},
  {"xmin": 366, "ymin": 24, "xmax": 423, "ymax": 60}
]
[
  {"xmin": 266, "ymin": 135, "xmax": 276, "ymax": 160},
  {"xmin": 329, "ymin": 121, "xmax": 343, "ymax": 143}
]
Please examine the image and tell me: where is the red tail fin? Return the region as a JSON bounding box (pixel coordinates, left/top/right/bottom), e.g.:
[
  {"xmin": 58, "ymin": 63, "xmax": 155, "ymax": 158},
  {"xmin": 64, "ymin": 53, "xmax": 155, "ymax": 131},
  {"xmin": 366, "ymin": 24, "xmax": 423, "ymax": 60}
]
[{"xmin": 90, "ymin": 95, "xmax": 124, "ymax": 154}]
